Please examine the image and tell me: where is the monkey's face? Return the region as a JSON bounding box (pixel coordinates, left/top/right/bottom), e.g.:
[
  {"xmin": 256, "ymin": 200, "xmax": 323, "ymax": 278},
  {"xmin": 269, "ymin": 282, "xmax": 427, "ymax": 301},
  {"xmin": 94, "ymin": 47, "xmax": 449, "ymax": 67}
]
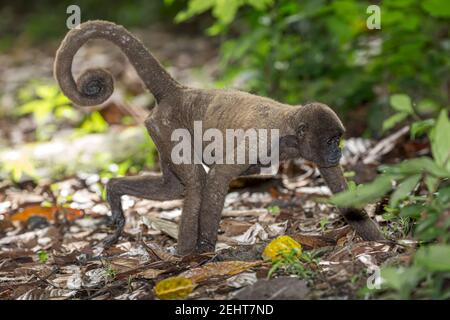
[
  {"xmin": 319, "ymin": 133, "xmax": 343, "ymax": 166},
  {"xmin": 295, "ymin": 103, "xmax": 345, "ymax": 167}
]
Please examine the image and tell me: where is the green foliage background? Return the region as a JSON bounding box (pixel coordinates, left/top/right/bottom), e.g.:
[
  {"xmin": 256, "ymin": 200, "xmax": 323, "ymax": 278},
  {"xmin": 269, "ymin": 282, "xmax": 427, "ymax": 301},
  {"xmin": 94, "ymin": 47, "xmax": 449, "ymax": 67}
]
[{"xmin": 173, "ymin": 0, "xmax": 449, "ymax": 135}]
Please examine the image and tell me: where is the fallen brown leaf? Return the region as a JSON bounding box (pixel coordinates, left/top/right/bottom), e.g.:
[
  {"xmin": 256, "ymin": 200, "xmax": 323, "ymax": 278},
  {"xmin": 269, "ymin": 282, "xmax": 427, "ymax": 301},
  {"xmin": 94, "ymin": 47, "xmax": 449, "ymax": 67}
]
[
  {"xmin": 181, "ymin": 260, "xmax": 263, "ymax": 284},
  {"xmin": 8, "ymin": 205, "xmax": 83, "ymax": 223}
]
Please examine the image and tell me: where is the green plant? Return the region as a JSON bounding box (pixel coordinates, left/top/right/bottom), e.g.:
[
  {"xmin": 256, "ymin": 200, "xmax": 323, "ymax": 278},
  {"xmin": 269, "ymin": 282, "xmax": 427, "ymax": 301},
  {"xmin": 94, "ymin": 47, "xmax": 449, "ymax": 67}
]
[
  {"xmin": 17, "ymin": 82, "xmax": 79, "ymax": 141},
  {"xmin": 268, "ymin": 248, "xmax": 318, "ymax": 279},
  {"xmin": 267, "ymin": 205, "xmax": 281, "ymax": 216},
  {"xmin": 331, "ymin": 109, "xmax": 450, "ymax": 241},
  {"xmin": 319, "ymin": 217, "xmax": 330, "ymax": 232},
  {"xmin": 330, "ymin": 103, "xmax": 450, "ymax": 298},
  {"xmin": 379, "ymin": 245, "xmax": 450, "ymax": 299},
  {"xmin": 173, "ymin": 0, "xmax": 274, "ymax": 35},
  {"xmin": 16, "ymin": 82, "xmax": 111, "ymax": 141},
  {"xmin": 37, "ymin": 250, "xmax": 49, "ymax": 264},
  {"xmin": 103, "ymin": 262, "xmax": 118, "ymax": 281}
]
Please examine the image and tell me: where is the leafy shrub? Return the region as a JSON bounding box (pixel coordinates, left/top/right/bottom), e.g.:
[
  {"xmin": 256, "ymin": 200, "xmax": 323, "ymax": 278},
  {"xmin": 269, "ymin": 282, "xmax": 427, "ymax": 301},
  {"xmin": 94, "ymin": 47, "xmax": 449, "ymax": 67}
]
[{"xmin": 330, "ymin": 96, "xmax": 449, "ymax": 298}]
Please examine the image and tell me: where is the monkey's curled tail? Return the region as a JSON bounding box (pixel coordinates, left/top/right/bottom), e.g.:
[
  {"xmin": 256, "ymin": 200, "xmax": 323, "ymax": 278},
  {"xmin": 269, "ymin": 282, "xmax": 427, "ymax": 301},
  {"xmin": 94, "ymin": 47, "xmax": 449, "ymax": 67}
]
[{"xmin": 54, "ymin": 20, "xmax": 182, "ymax": 106}]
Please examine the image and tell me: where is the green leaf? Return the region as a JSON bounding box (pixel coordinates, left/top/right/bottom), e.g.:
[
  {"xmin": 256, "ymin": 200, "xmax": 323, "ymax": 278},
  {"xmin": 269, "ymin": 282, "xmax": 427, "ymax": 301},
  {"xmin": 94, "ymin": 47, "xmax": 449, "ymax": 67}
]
[
  {"xmin": 380, "ymin": 266, "xmax": 423, "ymax": 298},
  {"xmin": 410, "ymin": 119, "xmax": 435, "ymax": 139},
  {"xmin": 414, "ymin": 245, "xmax": 450, "ymax": 272},
  {"xmin": 424, "ymin": 175, "xmax": 439, "ymax": 193},
  {"xmin": 416, "ymin": 99, "xmax": 440, "ymax": 115},
  {"xmin": 79, "ymin": 111, "xmax": 108, "ymax": 134},
  {"xmin": 212, "ymin": 0, "xmax": 240, "ymax": 25},
  {"xmin": 382, "ymin": 157, "xmax": 450, "ymax": 178},
  {"xmin": 36, "ymin": 85, "xmax": 58, "ymax": 99},
  {"xmin": 248, "ymin": 0, "xmax": 274, "ymax": 10},
  {"xmin": 390, "ymin": 94, "xmax": 414, "ymax": 114},
  {"xmin": 389, "ymin": 174, "xmax": 421, "ymax": 207},
  {"xmin": 430, "ymin": 110, "xmax": 450, "ymax": 171},
  {"xmin": 400, "ymin": 204, "xmax": 424, "ymax": 219},
  {"xmin": 37, "ymin": 250, "xmax": 49, "ymax": 264},
  {"xmin": 382, "ymin": 112, "xmax": 409, "ymax": 132},
  {"xmin": 175, "ymin": 0, "xmax": 274, "ymax": 26},
  {"xmin": 329, "ymin": 175, "xmax": 393, "ymax": 208},
  {"xmin": 347, "ymin": 180, "xmax": 357, "ymax": 191},
  {"xmin": 422, "ymin": 0, "xmax": 450, "ymax": 18},
  {"xmin": 437, "ymin": 186, "xmax": 450, "ymax": 204},
  {"xmin": 18, "ymin": 100, "xmax": 43, "ymax": 115},
  {"xmin": 267, "ymin": 205, "xmax": 280, "ymax": 216}
]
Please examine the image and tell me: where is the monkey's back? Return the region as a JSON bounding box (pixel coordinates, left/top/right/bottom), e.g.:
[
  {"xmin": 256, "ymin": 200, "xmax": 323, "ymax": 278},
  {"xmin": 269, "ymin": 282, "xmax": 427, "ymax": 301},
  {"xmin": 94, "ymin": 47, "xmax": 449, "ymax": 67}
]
[{"xmin": 198, "ymin": 88, "xmax": 298, "ymax": 136}]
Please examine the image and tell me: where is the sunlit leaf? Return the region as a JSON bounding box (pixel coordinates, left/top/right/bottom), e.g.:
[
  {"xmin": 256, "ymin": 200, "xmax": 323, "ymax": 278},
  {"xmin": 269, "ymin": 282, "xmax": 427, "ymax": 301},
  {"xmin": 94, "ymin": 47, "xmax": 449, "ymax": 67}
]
[
  {"xmin": 263, "ymin": 235, "xmax": 302, "ymax": 262},
  {"xmin": 410, "ymin": 119, "xmax": 435, "ymax": 139},
  {"xmin": 329, "ymin": 175, "xmax": 393, "ymax": 208},
  {"xmin": 79, "ymin": 111, "xmax": 108, "ymax": 134},
  {"xmin": 382, "ymin": 112, "xmax": 409, "ymax": 132},
  {"xmin": 154, "ymin": 276, "xmax": 194, "ymax": 300},
  {"xmin": 36, "ymin": 85, "xmax": 58, "ymax": 99},
  {"xmin": 422, "ymin": 0, "xmax": 450, "ymax": 17},
  {"xmin": 430, "ymin": 110, "xmax": 450, "ymax": 171},
  {"xmin": 37, "ymin": 250, "xmax": 49, "ymax": 264},
  {"xmin": 416, "ymin": 99, "xmax": 440, "ymax": 114},
  {"xmin": 390, "ymin": 94, "xmax": 414, "ymax": 114}
]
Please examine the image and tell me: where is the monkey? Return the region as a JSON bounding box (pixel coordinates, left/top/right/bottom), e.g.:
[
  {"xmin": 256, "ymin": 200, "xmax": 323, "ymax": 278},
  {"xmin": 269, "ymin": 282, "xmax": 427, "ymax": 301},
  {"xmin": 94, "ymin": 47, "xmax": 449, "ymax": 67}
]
[{"xmin": 54, "ymin": 21, "xmax": 384, "ymax": 255}]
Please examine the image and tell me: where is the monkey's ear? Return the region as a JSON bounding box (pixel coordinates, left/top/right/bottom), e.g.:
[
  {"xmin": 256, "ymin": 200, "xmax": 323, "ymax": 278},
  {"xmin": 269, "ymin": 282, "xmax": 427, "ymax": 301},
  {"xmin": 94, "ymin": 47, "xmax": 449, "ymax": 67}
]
[{"xmin": 296, "ymin": 123, "xmax": 307, "ymax": 138}]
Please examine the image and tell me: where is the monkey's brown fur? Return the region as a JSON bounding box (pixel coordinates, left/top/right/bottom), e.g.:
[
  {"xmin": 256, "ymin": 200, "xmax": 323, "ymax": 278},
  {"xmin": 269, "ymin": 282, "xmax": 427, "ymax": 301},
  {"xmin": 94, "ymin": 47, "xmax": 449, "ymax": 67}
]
[{"xmin": 55, "ymin": 21, "xmax": 384, "ymax": 255}]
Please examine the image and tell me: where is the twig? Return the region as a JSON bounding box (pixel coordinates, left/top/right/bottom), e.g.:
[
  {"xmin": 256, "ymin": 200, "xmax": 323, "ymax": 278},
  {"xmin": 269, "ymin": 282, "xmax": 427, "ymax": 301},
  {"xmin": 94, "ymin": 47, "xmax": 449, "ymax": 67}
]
[{"xmin": 363, "ymin": 125, "xmax": 410, "ymax": 164}]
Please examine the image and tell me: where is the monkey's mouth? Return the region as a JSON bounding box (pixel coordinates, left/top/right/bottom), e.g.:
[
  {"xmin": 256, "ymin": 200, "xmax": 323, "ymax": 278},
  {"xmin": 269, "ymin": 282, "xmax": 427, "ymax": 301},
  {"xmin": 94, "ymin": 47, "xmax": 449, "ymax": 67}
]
[
  {"xmin": 326, "ymin": 152, "xmax": 341, "ymax": 166},
  {"xmin": 318, "ymin": 165, "xmax": 347, "ymax": 194}
]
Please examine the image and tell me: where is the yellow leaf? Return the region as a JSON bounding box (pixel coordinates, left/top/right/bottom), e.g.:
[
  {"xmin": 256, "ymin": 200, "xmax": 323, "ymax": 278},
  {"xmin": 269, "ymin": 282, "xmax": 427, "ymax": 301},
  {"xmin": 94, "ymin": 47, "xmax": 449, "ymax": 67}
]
[
  {"xmin": 154, "ymin": 276, "xmax": 194, "ymax": 300},
  {"xmin": 262, "ymin": 235, "xmax": 302, "ymax": 262}
]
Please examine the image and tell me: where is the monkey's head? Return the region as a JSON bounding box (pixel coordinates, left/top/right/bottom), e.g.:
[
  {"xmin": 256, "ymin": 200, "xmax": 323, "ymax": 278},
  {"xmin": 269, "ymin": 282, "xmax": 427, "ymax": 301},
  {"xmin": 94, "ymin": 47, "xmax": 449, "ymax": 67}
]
[{"xmin": 293, "ymin": 103, "xmax": 345, "ymax": 168}]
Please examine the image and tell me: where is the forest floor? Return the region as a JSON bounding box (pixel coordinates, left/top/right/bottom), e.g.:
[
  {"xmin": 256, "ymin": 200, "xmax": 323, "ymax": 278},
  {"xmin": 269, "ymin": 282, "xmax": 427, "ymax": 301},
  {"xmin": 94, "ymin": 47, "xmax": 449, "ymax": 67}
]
[{"xmin": 0, "ymin": 26, "xmax": 422, "ymax": 300}]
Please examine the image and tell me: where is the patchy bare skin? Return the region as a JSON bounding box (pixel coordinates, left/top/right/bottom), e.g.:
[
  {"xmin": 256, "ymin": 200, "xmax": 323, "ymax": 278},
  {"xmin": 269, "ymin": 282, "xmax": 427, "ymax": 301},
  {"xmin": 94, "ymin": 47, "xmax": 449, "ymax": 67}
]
[{"xmin": 54, "ymin": 20, "xmax": 384, "ymax": 255}]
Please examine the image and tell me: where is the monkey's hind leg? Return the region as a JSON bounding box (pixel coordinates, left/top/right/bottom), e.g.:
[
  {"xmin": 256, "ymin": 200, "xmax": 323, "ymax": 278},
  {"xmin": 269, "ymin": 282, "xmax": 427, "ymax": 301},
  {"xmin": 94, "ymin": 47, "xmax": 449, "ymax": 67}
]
[
  {"xmin": 197, "ymin": 164, "xmax": 250, "ymax": 253},
  {"xmin": 103, "ymin": 168, "xmax": 184, "ymax": 247}
]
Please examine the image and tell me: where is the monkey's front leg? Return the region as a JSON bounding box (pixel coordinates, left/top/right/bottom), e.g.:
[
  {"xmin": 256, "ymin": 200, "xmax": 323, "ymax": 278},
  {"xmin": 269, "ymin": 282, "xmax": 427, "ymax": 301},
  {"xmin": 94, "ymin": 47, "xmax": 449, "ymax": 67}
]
[{"xmin": 319, "ymin": 165, "xmax": 384, "ymax": 241}]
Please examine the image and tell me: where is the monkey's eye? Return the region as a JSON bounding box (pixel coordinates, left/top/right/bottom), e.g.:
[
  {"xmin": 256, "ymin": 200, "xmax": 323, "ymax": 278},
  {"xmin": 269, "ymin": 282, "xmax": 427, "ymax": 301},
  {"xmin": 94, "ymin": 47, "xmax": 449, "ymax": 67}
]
[
  {"xmin": 327, "ymin": 136, "xmax": 342, "ymax": 147},
  {"xmin": 296, "ymin": 124, "xmax": 307, "ymax": 137},
  {"xmin": 327, "ymin": 137, "xmax": 338, "ymax": 145}
]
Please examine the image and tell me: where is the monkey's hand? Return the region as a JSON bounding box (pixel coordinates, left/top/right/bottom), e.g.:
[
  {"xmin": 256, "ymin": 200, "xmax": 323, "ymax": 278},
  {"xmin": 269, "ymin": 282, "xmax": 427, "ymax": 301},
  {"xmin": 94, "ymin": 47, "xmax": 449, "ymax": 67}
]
[{"xmin": 341, "ymin": 208, "xmax": 385, "ymax": 241}]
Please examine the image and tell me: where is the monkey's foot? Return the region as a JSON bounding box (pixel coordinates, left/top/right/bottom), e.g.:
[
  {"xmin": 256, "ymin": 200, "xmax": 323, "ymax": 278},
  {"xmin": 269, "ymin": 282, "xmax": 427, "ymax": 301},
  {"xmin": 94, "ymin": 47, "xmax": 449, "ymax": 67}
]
[
  {"xmin": 175, "ymin": 240, "xmax": 215, "ymax": 256},
  {"xmin": 196, "ymin": 240, "xmax": 215, "ymax": 254},
  {"xmin": 101, "ymin": 231, "xmax": 122, "ymax": 248},
  {"xmin": 100, "ymin": 213, "xmax": 125, "ymax": 248},
  {"xmin": 349, "ymin": 218, "xmax": 385, "ymax": 241},
  {"xmin": 175, "ymin": 245, "xmax": 197, "ymax": 256}
]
